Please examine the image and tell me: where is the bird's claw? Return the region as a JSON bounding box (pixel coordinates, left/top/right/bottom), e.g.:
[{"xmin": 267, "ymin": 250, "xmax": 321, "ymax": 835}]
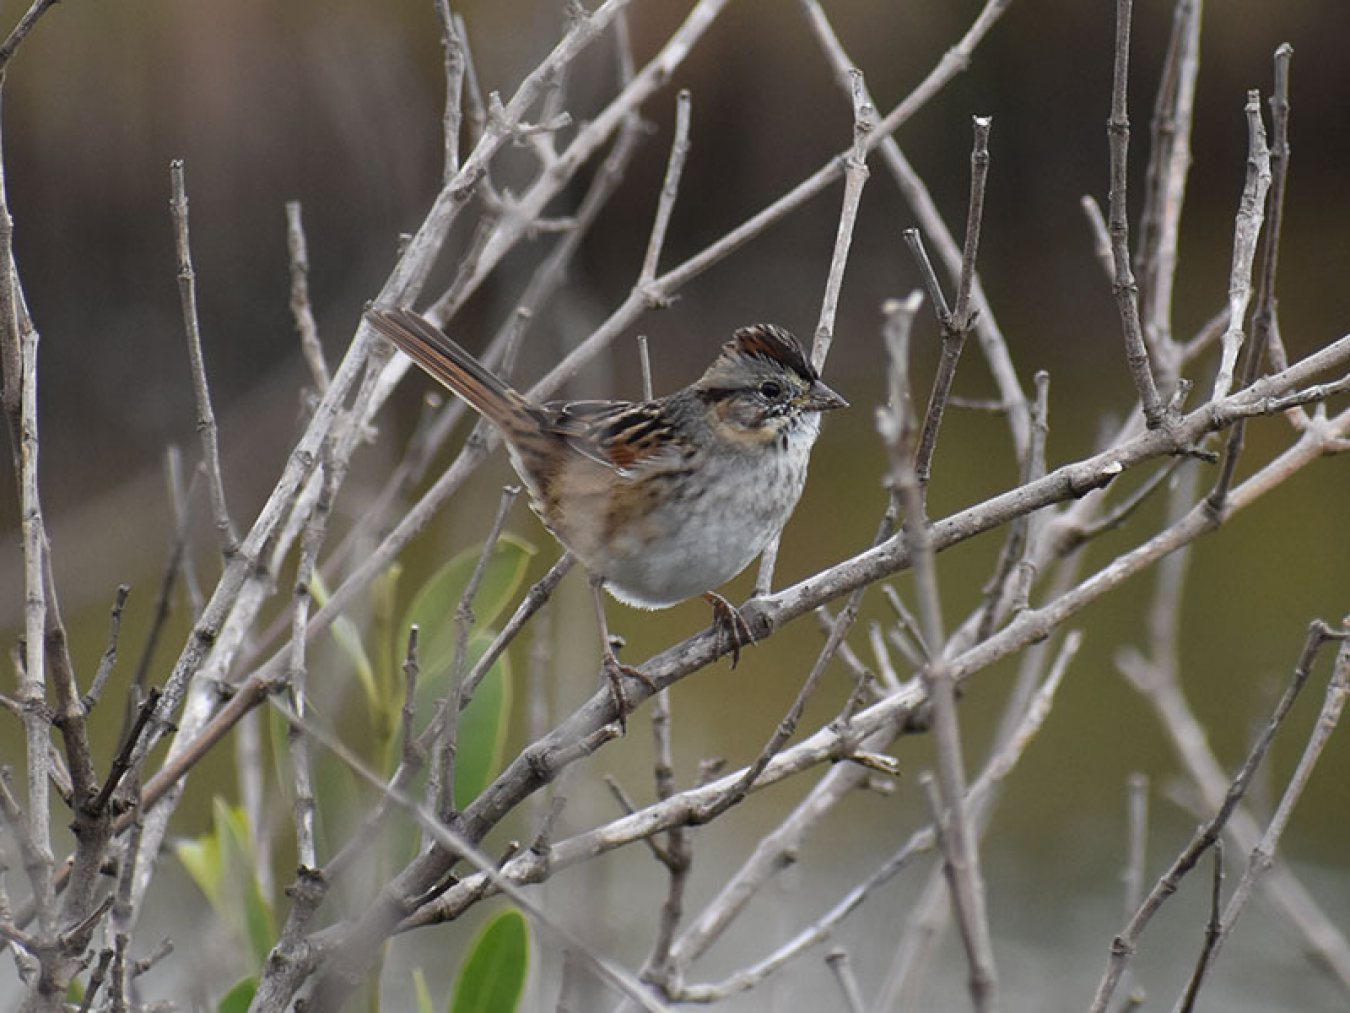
[
  {"xmin": 703, "ymin": 592, "xmax": 756, "ymax": 668},
  {"xmin": 601, "ymin": 650, "xmax": 656, "ymax": 732}
]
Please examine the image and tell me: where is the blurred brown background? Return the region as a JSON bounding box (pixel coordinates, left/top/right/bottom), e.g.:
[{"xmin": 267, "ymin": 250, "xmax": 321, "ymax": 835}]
[{"xmin": 1, "ymin": 0, "xmax": 1348, "ymax": 1009}]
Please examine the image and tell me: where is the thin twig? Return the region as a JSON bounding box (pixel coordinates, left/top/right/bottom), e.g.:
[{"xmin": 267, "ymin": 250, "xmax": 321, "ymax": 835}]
[
  {"xmin": 1258, "ymin": 44, "xmax": 1296, "ymax": 376},
  {"xmin": 1175, "ymin": 839, "xmax": 1225, "ymax": 1013},
  {"xmin": 882, "ymin": 275, "xmax": 999, "ymax": 1009},
  {"xmin": 169, "ymin": 160, "xmax": 237, "ymax": 558},
  {"xmin": 699, "ymin": 552, "xmax": 875, "ymax": 823},
  {"xmin": 824, "ymin": 949, "xmax": 865, "ymax": 1013},
  {"xmin": 1107, "ymin": 0, "xmax": 1167, "ymax": 429},
  {"xmin": 0, "ymin": 0, "xmax": 59, "ymax": 72},
  {"xmin": 286, "ymin": 443, "xmax": 339, "ymax": 871},
  {"xmin": 90, "ymin": 689, "xmax": 161, "ymax": 817},
  {"xmin": 636, "ymin": 335, "xmax": 654, "ymax": 401},
  {"xmin": 1115, "ymin": 772, "xmax": 1149, "ymax": 1009},
  {"xmin": 12, "ymin": 299, "xmax": 56, "ymax": 940},
  {"xmin": 810, "ymin": 66, "xmax": 873, "ymax": 373},
  {"xmin": 671, "ymin": 636, "xmax": 1075, "ymax": 1003},
  {"xmin": 125, "ymin": 449, "xmax": 196, "ymax": 723},
  {"xmin": 83, "ymin": 585, "xmax": 131, "ymax": 712},
  {"xmin": 1208, "ymin": 89, "xmax": 1273, "ymax": 406},
  {"xmin": 269, "ymin": 694, "xmax": 673, "ymax": 1013},
  {"xmin": 1081, "ymin": 196, "xmax": 1115, "ymax": 279},
  {"xmin": 401, "ymin": 626, "xmax": 423, "ymax": 771},
  {"xmin": 978, "ymin": 369, "xmax": 1048, "ymax": 637},
  {"xmin": 439, "ymin": 485, "xmax": 521, "ymax": 820},
  {"xmin": 798, "ymin": 0, "xmax": 1030, "ymax": 458},
  {"xmin": 1177, "ymin": 636, "xmax": 1350, "ymax": 1008},
  {"xmin": 909, "ymin": 124, "xmax": 992, "ymax": 488},
  {"xmin": 433, "ymin": 0, "xmax": 466, "ymax": 183},
  {"xmin": 1090, "ymin": 619, "xmax": 1348, "ymax": 1012},
  {"xmin": 638, "ymin": 89, "xmax": 692, "ymax": 288},
  {"xmin": 637, "ymin": 652, "xmax": 689, "ymax": 991},
  {"xmin": 1056, "ymin": 459, "xmax": 1183, "ymax": 556},
  {"xmin": 285, "ymin": 201, "xmax": 329, "ymax": 392},
  {"xmin": 1137, "ymin": 0, "xmax": 1201, "ymax": 385},
  {"xmin": 1207, "ymin": 69, "xmax": 1283, "ymax": 512}
]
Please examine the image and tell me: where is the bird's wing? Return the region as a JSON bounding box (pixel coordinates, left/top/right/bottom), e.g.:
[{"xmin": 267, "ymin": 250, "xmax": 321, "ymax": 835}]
[{"xmin": 544, "ymin": 399, "xmax": 687, "ymax": 477}]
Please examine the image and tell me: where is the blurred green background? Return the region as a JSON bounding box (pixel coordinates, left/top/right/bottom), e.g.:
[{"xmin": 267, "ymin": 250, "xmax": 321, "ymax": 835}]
[{"xmin": 0, "ymin": 0, "xmax": 1347, "ymax": 1009}]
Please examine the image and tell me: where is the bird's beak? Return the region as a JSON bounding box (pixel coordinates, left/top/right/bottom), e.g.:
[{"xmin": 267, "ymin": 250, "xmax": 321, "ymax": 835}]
[{"xmin": 800, "ymin": 379, "xmax": 849, "ymax": 412}]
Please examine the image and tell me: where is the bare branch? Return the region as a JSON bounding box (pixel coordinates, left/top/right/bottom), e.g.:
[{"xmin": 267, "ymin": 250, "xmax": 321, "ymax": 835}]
[
  {"xmin": 169, "ymin": 159, "xmax": 238, "ymax": 558},
  {"xmin": 1091, "ymin": 618, "xmax": 1349, "ymax": 1012},
  {"xmin": 82, "ymin": 584, "xmax": 131, "ymax": 713},
  {"xmin": 810, "ymin": 66, "xmax": 874, "ymax": 373},
  {"xmin": 1258, "ymin": 44, "xmax": 1296, "ymax": 376},
  {"xmin": 1175, "ymin": 840, "xmax": 1225, "ymax": 1013},
  {"xmin": 799, "ymin": 0, "xmax": 1030, "ymax": 457},
  {"xmin": 824, "ymin": 949, "xmax": 866, "ymax": 1013},
  {"xmin": 433, "ymin": 0, "xmax": 466, "ymax": 182},
  {"xmin": 0, "ymin": 0, "xmax": 59, "ymax": 71},
  {"xmin": 285, "ymin": 200, "xmax": 329, "ymax": 391},
  {"xmin": 1107, "ymin": 0, "xmax": 1167, "ymax": 428},
  {"xmin": 1209, "ymin": 90, "xmax": 1272, "ymax": 404},
  {"xmin": 1137, "ymin": 0, "xmax": 1201, "ymax": 380},
  {"xmin": 638, "ymin": 89, "xmax": 692, "ymax": 288},
  {"xmin": 1177, "ymin": 635, "xmax": 1350, "ymax": 1006},
  {"xmin": 438, "ymin": 484, "xmax": 521, "ymax": 820}
]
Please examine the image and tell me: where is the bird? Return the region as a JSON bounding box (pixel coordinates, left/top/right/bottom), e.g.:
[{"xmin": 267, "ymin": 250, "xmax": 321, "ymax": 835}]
[{"xmin": 367, "ymin": 307, "xmax": 847, "ymax": 717}]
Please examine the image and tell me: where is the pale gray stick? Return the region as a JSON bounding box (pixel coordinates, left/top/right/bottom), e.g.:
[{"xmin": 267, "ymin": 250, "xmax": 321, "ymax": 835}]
[
  {"xmin": 824, "ymin": 949, "xmax": 865, "ymax": 1013},
  {"xmin": 432, "ymin": 0, "xmax": 465, "ymax": 182},
  {"xmin": 169, "ymin": 159, "xmax": 237, "ymax": 558},
  {"xmin": 437, "ymin": 484, "xmax": 521, "ymax": 820},
  {"xmin": 1137, "ymin": 0, "xmax": 1201, "ymax": 383},
  {"xmin": 1174, "ymin": 637, "xmax": 1350, "ymax": 1009},
  {"xmin": 797, "ymin": 0, "xmax": 1030, "ymax": 458},
  {"xmin": 669, "ymin": 633, "xmax": 1076, "ymax": 1005},
  {"xmin": 639, "ymin": 89, "xmax": 692, "ymax": 288},
  {"xmin": 132, "ymin": 338, "xmax": 1350, "ymax": 850},
  {"xmin": 264, "ymin": 694, "xmax": 673, "ymax": 1013},
  {"xmin": 1107, "ymin": 0, "xmax": 1167, "ymax": 428},
  {"xmin": 286, "ymin": 443, "xmax": 339, "ymax": 871},
  {"xmin": 887, "ymin": 278, "xmax": 1000, "ymax": 1010},
  {"xmin": 285, "ymin": 200, "xmax": 329, "ymax": 391},
  {"xmin": 0, "ymin": 0, "xmax": 59, "ymax": 71},
  {"xmin": 1209, "ymin": 90, "xmax": 1271, "ymax": 403},
  {"xmin": 1091, "ymin": 619, "xmax": 1348, "ymax": 1012},
  {"xmin": 399, "ymin": 408, "xmax": 1348, "ymax": 940}
]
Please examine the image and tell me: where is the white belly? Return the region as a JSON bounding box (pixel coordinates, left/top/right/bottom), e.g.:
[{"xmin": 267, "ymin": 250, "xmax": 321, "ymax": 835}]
[{"xmin": 598, "ymin": 418, "xmax": 819, "ymax": 609}]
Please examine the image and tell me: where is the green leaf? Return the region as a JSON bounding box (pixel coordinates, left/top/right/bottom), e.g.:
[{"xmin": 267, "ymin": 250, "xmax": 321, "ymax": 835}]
[
  {"xmin": 450, "ymin": 909, "xmax": 531, "ymax": 1013},
  {"xmin": 174, "ymin": 832, "xmax": 225, "ymax": 910},
  {"xmin": 215, "ymin": 800, "xmax": 277, "ymax": 966},
  {"xmin": 373, "ymin": 562, "xmax": 404, "ymax": 701},
  {"xmin": 402, "ymin": 534, "xmax": 534, "ymax": 686},
  {"xmin": 174, "ymin": 801, "xmax": 275, "ymax": 971},
  {"xmin": 312, "ymin": 573, "xmax": 379, "ymax": 709},
  {"xmin": 218, "ymin": 977, "xmax": 257, "ymax": 1013},
  {"xmin": 408, "ymin": 630, "xmax": 512, "ymax": 808},
  {"xmin": 413, "ymin": 967, "xmax": 436, "ymax": 1013},
  {"xmin": 456, "ymin": 633, "xmax": 512, "ymax": 806}
]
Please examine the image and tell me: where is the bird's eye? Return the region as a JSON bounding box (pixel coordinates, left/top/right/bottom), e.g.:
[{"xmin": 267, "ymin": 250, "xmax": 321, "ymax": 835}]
[{"xmin": 758, "ymin": 380, "xmax": 783, "ymax": 399}]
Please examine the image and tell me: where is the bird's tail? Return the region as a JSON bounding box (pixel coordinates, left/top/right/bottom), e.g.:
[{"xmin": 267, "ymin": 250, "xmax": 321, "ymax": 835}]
[{"xmin": 367, "ymin": 308, "xmax": 539, "ymax": 436}]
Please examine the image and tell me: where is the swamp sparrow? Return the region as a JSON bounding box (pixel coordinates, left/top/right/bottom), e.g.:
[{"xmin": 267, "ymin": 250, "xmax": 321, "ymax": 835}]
[{"xmin": 367, "ymin": 308, "xmax": 847, "ymax": 714}]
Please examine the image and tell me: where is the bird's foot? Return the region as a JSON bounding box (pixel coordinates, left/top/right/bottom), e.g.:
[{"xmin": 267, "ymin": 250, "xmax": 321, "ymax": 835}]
[
  {"xmin": 601, "ymin": 637, "xmax": 656, "ymax": 731},
  {"xmin": 702, "ymin": 592, "xmax": 757, "ymax": 669}
]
